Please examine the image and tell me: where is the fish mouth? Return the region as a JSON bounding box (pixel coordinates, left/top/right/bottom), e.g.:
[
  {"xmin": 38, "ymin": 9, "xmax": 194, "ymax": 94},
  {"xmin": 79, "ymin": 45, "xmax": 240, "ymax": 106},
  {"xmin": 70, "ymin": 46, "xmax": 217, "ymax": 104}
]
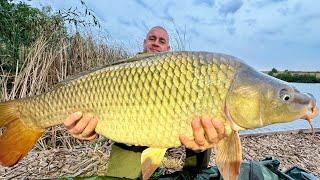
[
  {"xmin": 300, "ymin": 93, "xmax": 318, "ymax": 121},
  {"xmin": 301, "ymin": 106, "xmax": 319, "ymax": 121},
  {"xmin": 299, "ymin": 94, "xmax": 318, "ymax": 134}
]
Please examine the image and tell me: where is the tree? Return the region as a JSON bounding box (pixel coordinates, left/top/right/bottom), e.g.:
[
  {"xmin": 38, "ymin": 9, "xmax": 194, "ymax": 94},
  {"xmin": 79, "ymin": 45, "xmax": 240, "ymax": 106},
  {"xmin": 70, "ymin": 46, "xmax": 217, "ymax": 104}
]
[
  {"xmin": 271, "ymin": 68, "xmax": 278, "ymax": 74},
  {"xmin": 268, "ymin": 67, "xmax": 278, "ymax": 76}
]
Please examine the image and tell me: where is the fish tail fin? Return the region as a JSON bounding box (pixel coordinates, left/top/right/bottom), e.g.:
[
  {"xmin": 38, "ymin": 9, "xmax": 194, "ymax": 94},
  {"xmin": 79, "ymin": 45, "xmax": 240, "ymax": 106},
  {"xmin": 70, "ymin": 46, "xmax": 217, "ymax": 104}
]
[
  {"xmin": 0, "ymin": 101, "xmax": 18, "ymax": 126},
  {"xmin": 0, "ymin": 101, "xmax": 44, "ymax": 166}
]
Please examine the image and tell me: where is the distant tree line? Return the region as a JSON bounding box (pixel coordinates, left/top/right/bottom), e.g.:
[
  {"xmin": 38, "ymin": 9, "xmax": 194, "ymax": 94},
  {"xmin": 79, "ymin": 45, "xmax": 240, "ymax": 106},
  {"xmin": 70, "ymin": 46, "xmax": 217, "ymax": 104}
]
[{"xmin": 267, "ymin": 68, "xmax": 320, "ymax": 83}]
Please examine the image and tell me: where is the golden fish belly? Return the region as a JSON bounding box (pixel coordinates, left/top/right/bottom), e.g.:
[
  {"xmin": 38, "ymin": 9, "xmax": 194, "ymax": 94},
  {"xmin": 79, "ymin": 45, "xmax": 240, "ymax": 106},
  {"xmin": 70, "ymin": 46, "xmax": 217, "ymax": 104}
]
[{"xmin": 18, "ymin": 52, "xmax": 238, "ymax": 148}]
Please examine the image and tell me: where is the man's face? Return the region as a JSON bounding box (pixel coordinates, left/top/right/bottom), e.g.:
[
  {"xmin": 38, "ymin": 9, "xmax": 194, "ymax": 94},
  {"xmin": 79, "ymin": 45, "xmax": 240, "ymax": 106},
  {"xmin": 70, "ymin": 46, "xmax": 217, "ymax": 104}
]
[{"xmin": 143, "ymin": 28, "xmax": 170, "ymax": 53}]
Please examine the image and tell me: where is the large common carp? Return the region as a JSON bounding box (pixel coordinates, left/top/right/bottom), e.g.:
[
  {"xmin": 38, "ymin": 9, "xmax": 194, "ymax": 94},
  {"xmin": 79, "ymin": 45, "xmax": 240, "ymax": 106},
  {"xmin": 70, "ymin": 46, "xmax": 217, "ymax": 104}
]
[{"xmin": 0, "ymin": 51, "xmax": 318, "ymax": 180}]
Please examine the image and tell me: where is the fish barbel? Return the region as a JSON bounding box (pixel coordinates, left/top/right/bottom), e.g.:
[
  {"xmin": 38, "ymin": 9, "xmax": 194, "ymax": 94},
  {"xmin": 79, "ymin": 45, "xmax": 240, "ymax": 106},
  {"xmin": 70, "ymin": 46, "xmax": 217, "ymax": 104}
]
[{"xmin": 0, "ymin": 51, "xmax": 318, "ymax": 180}]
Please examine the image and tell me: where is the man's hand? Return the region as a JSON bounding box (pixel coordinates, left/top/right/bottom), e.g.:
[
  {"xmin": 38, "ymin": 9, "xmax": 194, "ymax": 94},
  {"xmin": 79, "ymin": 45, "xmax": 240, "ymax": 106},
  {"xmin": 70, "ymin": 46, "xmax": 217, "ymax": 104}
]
[
  {"xmin": 179, "ymin": 115, "xmax": 225, "ymax": 152},
  {"xmin": 63, "ymin": 112, "xmax": 98, "ymax": 140}
]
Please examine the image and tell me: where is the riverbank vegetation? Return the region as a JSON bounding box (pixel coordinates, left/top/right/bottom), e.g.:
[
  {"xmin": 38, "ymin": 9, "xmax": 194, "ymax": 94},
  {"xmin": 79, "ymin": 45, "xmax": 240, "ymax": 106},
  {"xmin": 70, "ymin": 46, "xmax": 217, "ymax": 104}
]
[{"xmin": 266, "ymin": 68, "xmax": 320, "ymax": 83}]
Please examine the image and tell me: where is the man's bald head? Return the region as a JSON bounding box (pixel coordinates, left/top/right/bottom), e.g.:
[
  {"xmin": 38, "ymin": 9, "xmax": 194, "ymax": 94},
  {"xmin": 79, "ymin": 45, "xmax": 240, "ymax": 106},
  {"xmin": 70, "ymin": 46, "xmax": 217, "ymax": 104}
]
[{"xmin": 143, "ymin": 26, "xmax": 170, "ymax": 53}]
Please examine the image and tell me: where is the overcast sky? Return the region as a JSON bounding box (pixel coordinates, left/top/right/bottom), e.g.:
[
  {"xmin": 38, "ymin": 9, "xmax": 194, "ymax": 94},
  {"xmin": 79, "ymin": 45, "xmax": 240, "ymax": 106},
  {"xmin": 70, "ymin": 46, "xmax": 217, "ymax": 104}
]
[{"xmin": 24, "ymin": 0, "xmax": 320, "ymax": 71}]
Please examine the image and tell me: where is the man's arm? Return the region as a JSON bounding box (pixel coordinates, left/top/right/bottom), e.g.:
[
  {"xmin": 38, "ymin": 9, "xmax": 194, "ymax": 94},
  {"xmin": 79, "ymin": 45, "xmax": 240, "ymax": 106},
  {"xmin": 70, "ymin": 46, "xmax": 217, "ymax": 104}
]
[{"xmin": 63, "ymin": 113, "xmax": 225, "ymax": 151}]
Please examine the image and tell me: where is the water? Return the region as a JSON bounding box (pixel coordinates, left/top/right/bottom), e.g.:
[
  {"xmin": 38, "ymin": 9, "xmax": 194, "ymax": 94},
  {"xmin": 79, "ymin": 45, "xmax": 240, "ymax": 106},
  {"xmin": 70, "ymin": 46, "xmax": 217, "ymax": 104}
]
[{"xmin": 240, "ymin": 83, "xmax": 320, "ymax": 135}]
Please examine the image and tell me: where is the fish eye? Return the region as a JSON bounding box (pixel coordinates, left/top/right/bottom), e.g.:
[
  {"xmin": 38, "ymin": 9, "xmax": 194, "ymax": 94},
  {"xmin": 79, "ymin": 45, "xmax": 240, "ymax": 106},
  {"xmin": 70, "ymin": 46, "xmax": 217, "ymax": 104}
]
[
  {"xmin": 282, "ymin": 94, "xmax": 291, "ymax": 101},
  {"xmin": 279, "ymin": 88, "xmax": 293, "ymax": 102}
]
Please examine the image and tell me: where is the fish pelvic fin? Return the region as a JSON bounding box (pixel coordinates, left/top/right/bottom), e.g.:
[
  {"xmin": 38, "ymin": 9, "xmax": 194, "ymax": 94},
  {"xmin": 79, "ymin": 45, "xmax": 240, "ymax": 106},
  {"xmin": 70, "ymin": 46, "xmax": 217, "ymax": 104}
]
[
  {"xmin": 141, "ymin": 147, "xmax": 167, "ymax": 180},
  {"xmin": 0, "ymin": 101, "xmax": 45, "ymax": 167},
  {"xmin": 215, "ymin": 130, "xmax": 242, "ymax": 180}
]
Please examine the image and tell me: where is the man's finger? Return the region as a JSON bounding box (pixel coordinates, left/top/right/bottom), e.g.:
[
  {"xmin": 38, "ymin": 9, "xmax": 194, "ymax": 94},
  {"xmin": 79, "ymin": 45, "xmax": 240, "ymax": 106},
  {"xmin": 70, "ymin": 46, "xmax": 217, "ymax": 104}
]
[
  {"xmin": 69, "ymin": 114, "xmax": 92, "ymax": 135},
  {"xmin": 80, "ymin": 132, "xmax": 98, "ymax": 140},
  {"xmin": 211, "ymin": 118, "xmax": 225, "ymax": 140},
  {"xmin": 81, "ymin": 116, "xmax": 98, "ymax": 137},
  {"xmin": 191, "ymin": 117, "xmax": 206, "ymax": 146},
  {"xmin": 64, "ymin": 112, "xmax": 82, "ymax": 128},
  {"xmin": 179, "ymin": 135, "xmax": 206, "ymax": 151},
  {"xmin": 201, "ymin": 115, "xmax": 218, "ymax": 144},
  {"xmin": 71, "ymin": 133, "xmax": 96, "ymax": 140}
]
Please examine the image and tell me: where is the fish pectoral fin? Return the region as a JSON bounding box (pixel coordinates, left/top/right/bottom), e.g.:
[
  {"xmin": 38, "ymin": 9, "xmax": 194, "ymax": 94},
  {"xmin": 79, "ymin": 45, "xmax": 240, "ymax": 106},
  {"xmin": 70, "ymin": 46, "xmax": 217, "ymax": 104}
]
[
  {"xmin": 215, "ymin": 130, "xmax": 242, "ymax": 180},
  {"xmin": 141, "ymin": 147, "xmax": 167, "ymax": 180}
]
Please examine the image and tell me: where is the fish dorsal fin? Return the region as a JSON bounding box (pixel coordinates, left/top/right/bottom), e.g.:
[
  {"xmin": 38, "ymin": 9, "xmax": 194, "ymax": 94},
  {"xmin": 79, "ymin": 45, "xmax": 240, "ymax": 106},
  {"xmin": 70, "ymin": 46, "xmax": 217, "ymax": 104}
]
[
  {"xmin": 215, "ymin": 129, "xmax": 242, "ymax": 180},
  {"xmin": 52, "ymin": 53, "xmax": 157, "ymax": 88},
  {"xmin": 111, "ymin": 52, "xmax": 155, "ymax": 66},
  {"xmin": 141, "ymin": 147, "xmax": 167, "ymax": 180}
]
